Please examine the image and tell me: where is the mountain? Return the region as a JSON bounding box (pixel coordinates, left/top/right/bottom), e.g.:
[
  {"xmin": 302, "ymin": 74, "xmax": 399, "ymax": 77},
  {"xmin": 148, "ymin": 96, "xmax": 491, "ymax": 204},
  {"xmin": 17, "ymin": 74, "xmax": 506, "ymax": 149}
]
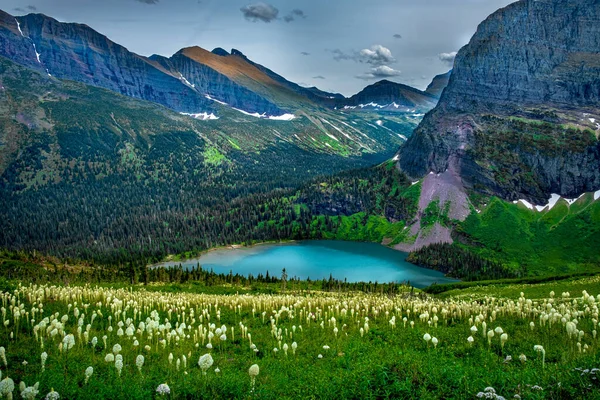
[
  {"xmin": 0, "ymin": 9, "xmax": 423, "ymax": 261},
  {"xmin": 336, "ymin": 80, "xmax": 438, "ymax": 112},
  {"xmin": 425, "ymin": 71, "xmax": 451, "ymax": 98},
  {"xmin": 398, "ymin": 0, "xmax": 600, "ymax": 205},
  {"xmin": 0, "ymin": 10, "xmax": 217, "ymax": 114}
]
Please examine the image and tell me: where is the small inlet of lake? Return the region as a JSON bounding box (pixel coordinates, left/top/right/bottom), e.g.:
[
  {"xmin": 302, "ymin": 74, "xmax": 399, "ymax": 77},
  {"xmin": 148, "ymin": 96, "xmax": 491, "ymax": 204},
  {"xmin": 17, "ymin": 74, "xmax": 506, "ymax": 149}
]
[{"xmin": 152, "ymin": 240, "xmax": 459, "ymax": 288}]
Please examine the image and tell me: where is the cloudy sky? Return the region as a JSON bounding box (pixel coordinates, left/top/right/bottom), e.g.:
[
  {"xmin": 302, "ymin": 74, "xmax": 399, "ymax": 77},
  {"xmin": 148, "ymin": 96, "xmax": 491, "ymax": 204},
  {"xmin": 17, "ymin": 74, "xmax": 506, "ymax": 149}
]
[{"xmin": 6, "ymin": 0, "xmax": 514, "ymax": 96}]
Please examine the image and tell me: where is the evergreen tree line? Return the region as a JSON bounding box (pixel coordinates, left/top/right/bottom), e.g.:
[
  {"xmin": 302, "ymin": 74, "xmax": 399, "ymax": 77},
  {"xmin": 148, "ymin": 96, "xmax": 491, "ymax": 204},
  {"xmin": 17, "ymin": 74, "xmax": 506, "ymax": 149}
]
[{"xmin": 406, "ymin": 243, "xmax": 521, "ymax": 281}]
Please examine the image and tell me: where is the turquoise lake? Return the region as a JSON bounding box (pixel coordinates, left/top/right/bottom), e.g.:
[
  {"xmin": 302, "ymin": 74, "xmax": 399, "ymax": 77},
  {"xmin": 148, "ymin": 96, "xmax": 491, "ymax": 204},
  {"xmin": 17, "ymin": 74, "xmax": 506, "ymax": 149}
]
[{"xmin": 153, "ymin": 240, "xmax": 459, "ymax": 288}]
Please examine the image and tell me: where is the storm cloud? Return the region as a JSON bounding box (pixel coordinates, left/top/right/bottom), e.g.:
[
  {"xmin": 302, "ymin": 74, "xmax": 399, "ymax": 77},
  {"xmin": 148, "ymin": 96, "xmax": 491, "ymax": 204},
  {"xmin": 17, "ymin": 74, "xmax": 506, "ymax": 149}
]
[
  {"xmin": 284, "ymin": 9, "xmax": 306, "ymax": 23},
  {"xmin": 241, "ymin": 3, "xmax": 279, "ymax": 23}
]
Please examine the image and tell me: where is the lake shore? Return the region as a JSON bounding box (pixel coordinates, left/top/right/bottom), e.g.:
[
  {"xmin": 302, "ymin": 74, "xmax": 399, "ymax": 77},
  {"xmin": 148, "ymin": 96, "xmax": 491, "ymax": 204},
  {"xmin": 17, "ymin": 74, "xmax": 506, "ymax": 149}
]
[{"xmin": 153, "ymin": 239, "xmax": 298, "ymax": 266}]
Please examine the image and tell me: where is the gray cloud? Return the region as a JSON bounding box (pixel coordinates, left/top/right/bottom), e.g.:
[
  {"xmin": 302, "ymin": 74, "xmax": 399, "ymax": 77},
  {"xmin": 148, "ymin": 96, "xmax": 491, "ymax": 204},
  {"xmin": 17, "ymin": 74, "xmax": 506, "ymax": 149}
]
[
  {"xmin": 284, "ymin": 9, "xmax": 306, "ymax": 23},
  {"xmin": 393, "ymin": 33, "xmax": 402, "ymax": 39},
  {"xmin": 313, "ymin": 75, "xmax": 326, "ymax": 79},
  {"xmin": 26, "ymin": 5, "xmax": 37, "ymax": 10},
  {"xmin": 135, "ymin": 0, "xmax": 159, "ymax": 4},
  {"xmin": 241, "ymin": 3, "xmax": 279, "ymax": 23},
  {"xmin": 300, "ymin": 52, "xmax": 310, "ymax": 56},
  {"xmin": 13, "ymin": 7, "xmax": 25, "ymax": 12},
  {"xmin": 438, "ymin": 51, "xmax": 457, "ymax": 65},
  {"xmin": 331, "ymin": 45, "xmax": 395, "ymax": 66},
  {"xmin": 356, "ymin": 65, "xmax": 402, "ymax": 80}
]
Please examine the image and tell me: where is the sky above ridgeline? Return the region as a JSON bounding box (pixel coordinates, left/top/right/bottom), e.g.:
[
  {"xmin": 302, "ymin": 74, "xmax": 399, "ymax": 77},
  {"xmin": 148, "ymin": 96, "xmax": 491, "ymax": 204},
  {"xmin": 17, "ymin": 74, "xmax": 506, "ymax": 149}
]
[{"xmin": 6, "ymin": 0, "xmax": 515, "ymax": 96}]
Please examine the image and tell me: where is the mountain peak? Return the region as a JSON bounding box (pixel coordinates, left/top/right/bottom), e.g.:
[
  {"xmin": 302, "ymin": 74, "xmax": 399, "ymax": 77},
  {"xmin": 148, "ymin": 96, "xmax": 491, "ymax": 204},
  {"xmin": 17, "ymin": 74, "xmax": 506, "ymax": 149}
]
[
  {"xmin": 230, "ymin": 49, "xmax": 247, "ymax": 58},
  {"xmin": 211, "ymin": 47, "xmax": 229, "ymax": 56}
]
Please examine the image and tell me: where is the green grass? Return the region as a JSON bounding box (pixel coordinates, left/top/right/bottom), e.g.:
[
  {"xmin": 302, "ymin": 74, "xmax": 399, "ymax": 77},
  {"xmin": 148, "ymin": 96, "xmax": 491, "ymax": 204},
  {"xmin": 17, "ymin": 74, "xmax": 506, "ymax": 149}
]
[
  {"xmin": 0, "ymin": 280, "xmax": 598, "ymax": 399},
  {"xmin": 456, "ymin": 195, "xmax": 600, "ymax": 275}
]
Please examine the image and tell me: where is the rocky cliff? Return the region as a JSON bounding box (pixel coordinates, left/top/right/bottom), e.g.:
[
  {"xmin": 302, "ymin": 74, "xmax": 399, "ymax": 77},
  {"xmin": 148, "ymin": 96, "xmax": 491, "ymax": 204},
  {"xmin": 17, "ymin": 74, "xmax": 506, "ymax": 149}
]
[
  {"xmin": 0, "ymin": 10, "xmax": 214, "ymax": 113},
  {"xmin": 425, "ymin": 71, "xmax": 451, "ymax": 98},
  {"xmin": 398, "ymin": 0, "xmax": 600, "ymax": 204}
]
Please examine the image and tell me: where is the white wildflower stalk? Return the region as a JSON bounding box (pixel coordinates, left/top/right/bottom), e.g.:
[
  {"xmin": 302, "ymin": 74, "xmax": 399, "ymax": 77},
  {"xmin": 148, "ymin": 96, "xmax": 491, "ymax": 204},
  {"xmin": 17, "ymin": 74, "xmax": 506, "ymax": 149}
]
[
  {"xmin": 0, "ymin": 347, "xmax": 7, "ymax": 367},
  {"xmin": 41, "ymin": 352, "xmax": 48, "ymax": 372},
  {"xmin": 136, "ymin": 355, "xmax": 145, "ymax": 374},
  {"xmin": 84, "ymin": 367, "xmax": 93, "ymax": 384},
  {"xmin": 534, "ymin": 345, "xmax": 545, "ymax": 367},
  {"xmin": 248, "ymin": 364, "xmax": 259, "ymax": 393}
]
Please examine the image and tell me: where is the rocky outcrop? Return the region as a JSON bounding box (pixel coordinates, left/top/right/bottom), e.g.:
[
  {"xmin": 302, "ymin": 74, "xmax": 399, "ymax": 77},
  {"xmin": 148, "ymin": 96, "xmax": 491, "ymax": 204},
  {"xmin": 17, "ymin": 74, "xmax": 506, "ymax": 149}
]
[
  {"xmin": 425, "ymin": 71, "xmax": 451, "ymax": 98},
  {"xmin": 398, "ymin": 0, "xmax": 600, "ymax": 203}
]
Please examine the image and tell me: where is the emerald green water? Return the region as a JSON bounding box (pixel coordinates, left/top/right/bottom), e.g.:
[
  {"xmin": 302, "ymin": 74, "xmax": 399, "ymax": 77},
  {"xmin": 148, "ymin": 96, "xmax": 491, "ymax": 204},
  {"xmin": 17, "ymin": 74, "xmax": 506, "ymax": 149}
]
[{"xmin": 154, "ymin": 240, "xmax": 458, "ymax": 288}]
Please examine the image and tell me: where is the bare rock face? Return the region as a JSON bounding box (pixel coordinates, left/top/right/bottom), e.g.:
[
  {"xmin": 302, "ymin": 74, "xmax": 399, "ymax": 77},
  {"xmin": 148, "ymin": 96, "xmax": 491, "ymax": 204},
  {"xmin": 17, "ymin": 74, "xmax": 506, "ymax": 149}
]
[
  {"xmin": 425, "ymin": 71, "xmax": 451, "ymax": 99},
  {"xmin": 398, "ymin": 0, "xmax": 600, "ymax": 204}
]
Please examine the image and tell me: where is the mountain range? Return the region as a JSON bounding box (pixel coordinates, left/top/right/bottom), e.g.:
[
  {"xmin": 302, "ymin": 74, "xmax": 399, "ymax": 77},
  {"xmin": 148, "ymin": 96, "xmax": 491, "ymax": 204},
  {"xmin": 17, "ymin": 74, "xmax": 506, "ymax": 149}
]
[{"xmin": 1, "ymin": 1, "xmax": 598, "ymax": 277}]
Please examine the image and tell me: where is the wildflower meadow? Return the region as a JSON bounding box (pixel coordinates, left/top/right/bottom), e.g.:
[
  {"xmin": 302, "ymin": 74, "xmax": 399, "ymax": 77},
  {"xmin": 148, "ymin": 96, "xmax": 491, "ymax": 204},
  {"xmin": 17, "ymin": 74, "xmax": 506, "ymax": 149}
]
[{"xmin": 0, "ymin": 279, "xmax": 598, "ymax": 399}]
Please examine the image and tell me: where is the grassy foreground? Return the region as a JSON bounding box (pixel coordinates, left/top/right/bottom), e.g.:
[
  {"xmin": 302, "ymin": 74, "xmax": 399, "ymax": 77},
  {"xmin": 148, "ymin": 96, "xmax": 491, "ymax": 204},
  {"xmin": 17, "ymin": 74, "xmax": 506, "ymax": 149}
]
[{"xmin": 0, "ymin": 277, "xmax": 598, "ymax": 399}]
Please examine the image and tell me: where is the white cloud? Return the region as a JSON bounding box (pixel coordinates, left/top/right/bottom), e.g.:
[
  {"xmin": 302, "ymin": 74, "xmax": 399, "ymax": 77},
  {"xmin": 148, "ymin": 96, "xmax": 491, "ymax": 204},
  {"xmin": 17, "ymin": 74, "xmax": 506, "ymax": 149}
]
[
  {"xmin": 359, "ymin": 45, "xmax": 395, "ymax": 65},
  {"xmin": 438, "ymin": 51, "xmax": 457, "ymax": 65},
  {"xmin": 356, "ymin": 65, "xmax": 402, "ymax": 80}
]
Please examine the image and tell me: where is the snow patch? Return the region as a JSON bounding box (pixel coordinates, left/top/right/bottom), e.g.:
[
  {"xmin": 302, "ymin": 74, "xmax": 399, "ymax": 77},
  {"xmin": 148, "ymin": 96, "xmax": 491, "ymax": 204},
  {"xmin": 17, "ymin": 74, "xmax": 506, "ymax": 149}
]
[
  {"xmin": 392, "ymin": 154, "xmax": 399, "ymax": 161},
  {"xmin": 15, "ymin": 19, "xmax": 24, "ymax": 37},
  {"xmin": 397, "ymin": 134, "xmax": 407, "ymax": 140},
  {"xmin": 595, "ymin": 190, "xmax": 600, "ymax": 201},
  {"xmin": 411, "ymin": 181, "xmax": 419, "ymax": 186},
  {"xmin": 358, "ymin": 102, "xmax": 385, "ymax": 109},
  {"xmin": 32, "ymin": 43, "xmax": 41, "ymax": 63},
  {"xmin": 180, "ymin": 112, "xmax": 219, "ymax": 120},
  {"xmin": 232, "ymin": 108, "xmax": 266, "ymax": 118},
  {"xmin": 232, "ymin": 108, "xmax": 294, "ymax": 121},
  {"xmin": 513, "ymin": 199, "xmax": 534, "ymax": 210},
  {"xmin": 324, "ymin": 131, "xmax": 339, "ymax": 142},
  {"xmin": 375, "ymin": 120, "xmax": 383, "ymax": 126},
  {"xmin": 178, "ymin": 74, "xmax": 195, "ymax": 88},
  {"xmin": 321, "ymin": 118, "xmax": 352, "ymax": 140},
  {"xmin": 268, "ymin": 113, "xmax": 295, "ymax": 121},
  {"xmin": 205, "ymin": 94, "xmax": 227, "ymax": 105},
  {"xmin": 564, "ymin": 193, "xmax": 586, "ymax": 205}
]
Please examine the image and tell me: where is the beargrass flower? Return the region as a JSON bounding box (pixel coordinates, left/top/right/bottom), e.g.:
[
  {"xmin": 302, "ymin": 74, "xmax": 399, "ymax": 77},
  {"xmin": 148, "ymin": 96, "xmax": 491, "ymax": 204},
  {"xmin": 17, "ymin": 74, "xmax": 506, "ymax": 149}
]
[
  {"xmin": 0, "ymin": 376, "xmax": 15, "ymax": 399},
  {"xmin": 198, "ymin": 353, "xmax": 214, "ymax": 375},
  {"xmin": 156, "ymin": 383, "xmax": 170, "ymax": 396},
  {"xmin": 534, "ymin": 345, "xmax": 545, "ymax": 366},
  {"xmin": 84, "ymin": 367, "xmax": 93, "ymax": 384},
  {"xmin": 249, "ymin": 364, "xmax": 259, "ymax": 390},
  {"xmin": 19, "ymin": 381, "xmax": 39, "ymax": 400}
]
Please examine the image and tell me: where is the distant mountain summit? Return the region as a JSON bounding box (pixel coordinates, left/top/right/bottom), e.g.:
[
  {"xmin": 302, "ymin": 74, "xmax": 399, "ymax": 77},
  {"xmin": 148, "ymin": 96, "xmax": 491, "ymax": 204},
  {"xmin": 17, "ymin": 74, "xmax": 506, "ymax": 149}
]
[
  {"xmin": 337, "ymin": 80, "xmax": 438, "ymax": 112},
  {"xmin": 425, "ymin": 71, "xmax": 451, "ymax": 98},
  {"xmin": 398, "ymin": 0, "xmax": 600, "ymax": 203}
]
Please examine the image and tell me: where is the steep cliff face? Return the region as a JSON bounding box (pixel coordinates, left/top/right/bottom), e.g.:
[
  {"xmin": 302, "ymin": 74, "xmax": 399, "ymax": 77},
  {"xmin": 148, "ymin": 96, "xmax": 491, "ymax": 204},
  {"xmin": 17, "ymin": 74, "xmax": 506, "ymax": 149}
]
[
  {"xmin": 0, "ymin": 11, "xmax": 212, "ymax": 113},
  {"xmin": 425, "ymin": 71, "xmax": 451, "ymax": 98},
  {"xmin": 398, "ymin": 0, "xmax": 600, "ymax": 204}
]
